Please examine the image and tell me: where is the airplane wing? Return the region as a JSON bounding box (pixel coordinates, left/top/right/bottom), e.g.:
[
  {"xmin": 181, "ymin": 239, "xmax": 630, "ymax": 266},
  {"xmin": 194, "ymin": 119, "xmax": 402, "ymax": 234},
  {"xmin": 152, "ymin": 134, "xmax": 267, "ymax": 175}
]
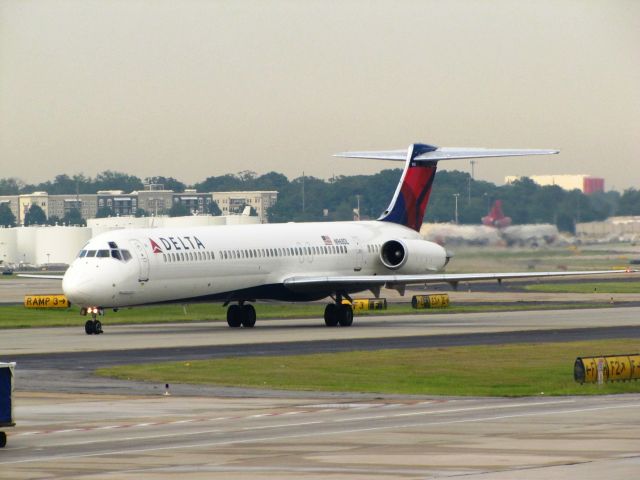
[
  {"xmin": 283, "ymin": 269, "xmax": 634, "ymax": 293},
  {"xmin": 17, "ymin": 274, "xmax": 65, "ymax": 280}
]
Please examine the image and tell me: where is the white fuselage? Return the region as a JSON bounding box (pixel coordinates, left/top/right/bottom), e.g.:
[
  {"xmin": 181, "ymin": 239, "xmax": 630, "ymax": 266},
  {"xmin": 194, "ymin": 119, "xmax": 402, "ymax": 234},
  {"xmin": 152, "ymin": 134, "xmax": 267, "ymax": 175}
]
[{"xmin": 62, "ymin": 220, "xmax": 447, "ymax": 308}]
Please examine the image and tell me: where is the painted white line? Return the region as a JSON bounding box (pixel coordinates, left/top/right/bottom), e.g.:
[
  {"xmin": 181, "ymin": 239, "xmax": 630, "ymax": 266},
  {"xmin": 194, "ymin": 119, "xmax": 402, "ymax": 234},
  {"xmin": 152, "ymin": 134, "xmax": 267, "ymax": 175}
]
[
  {"xmin": 170, "ymin": 419, "xmax": 196, "ymax": 424},
  {"xmin": 244, "ymin": 421, "xmax": 322, "ymax": 431},
  {"xmin": 4, "ymin": 401, "xmax": 638, "ymax": 466},
  {"xmin": 0, "ymin": 402, "xmax": 640, "ymax": 465}
]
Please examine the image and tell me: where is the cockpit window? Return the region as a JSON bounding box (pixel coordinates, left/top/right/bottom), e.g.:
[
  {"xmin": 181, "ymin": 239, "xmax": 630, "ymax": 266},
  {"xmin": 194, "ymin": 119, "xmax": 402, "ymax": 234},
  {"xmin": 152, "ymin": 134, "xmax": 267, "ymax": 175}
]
[
  {"xmin": 121, "ymin": 250, "xmax": 132, "ymax": 262},
  {"xmin": 111, "ymin": 250, "xmax": 122, "ymax": 260},
  {"xmin": 108, "ymin": 241, "xmax": 118, "ymax": 249},
  {"xmin": 78, "ymin": 250, "xmax": 87, "ymax": 258},
  {"xmin": 86, "ymin": 250, "xmax": 97, "ymax": 257},
  {"xmin": 96, "ymin": 250, "xmax": 110, "ymax": 257}
]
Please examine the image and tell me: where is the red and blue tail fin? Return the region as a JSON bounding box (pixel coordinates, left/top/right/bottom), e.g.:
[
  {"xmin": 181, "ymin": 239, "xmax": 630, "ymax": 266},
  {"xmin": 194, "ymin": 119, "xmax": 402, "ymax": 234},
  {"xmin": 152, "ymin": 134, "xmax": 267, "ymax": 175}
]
[
  {"xmin": 334, "ymin": 142, "xmax": 558, "ymax": 232},
  {"xmin": 378, "ymin": 144, "xmax": 438, "ymax": 231}
]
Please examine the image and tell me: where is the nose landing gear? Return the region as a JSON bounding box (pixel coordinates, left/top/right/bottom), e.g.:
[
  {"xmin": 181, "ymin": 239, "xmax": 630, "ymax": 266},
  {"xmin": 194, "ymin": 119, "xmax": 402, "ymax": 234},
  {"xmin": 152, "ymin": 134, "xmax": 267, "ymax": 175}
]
[{"xmin": 81, "ymin": 307, "xmax": 104, "ymax": 335}]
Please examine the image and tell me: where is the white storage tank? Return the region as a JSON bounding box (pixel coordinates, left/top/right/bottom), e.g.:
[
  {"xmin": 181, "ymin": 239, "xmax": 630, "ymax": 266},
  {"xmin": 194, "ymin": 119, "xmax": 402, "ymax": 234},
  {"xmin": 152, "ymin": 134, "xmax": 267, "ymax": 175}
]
[
  {"xmin": 159, "ymin": 215, "xmax": 218, "ymax": 228},
  {"xmin": 35, "ymin": 226, "xmax": 92, "ymax": 265},
  {"xmin": 224, "ymin": 215, "xmax": 260, "ymax": 226},
  {"xmin": 0, "ymin": 228, "xmax": 17, "ymax": 266},
  {"xmin": 87, "ymin": 216, "xmax": 151, "ymax": 237},
  {"xmin": 15, "ymin": 227, "xmax": 39, "ymax": 265}
]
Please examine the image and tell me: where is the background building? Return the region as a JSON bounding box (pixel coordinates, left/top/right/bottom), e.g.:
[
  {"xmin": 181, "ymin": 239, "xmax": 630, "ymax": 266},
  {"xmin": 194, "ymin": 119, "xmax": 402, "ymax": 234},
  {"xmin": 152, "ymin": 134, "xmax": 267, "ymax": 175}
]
[
  {"xmin": 211, "ymin": 191, "xmax": 277, "ymax": 223},
  {"xmin": 0, "ymin": 189, "xmax": 278, "ymax": 225},
  {"xmin": 504, "ymin": 175, "xmax": 605, "ymax": 194}
]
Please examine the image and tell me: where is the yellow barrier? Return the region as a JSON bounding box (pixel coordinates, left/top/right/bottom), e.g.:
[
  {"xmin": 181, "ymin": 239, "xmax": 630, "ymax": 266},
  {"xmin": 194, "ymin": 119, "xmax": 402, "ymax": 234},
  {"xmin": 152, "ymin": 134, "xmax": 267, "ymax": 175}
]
[
  {"xmin": 24, "ymin": 295, "xmax": 70, "ymax": 309},
  {"xmin": 345, "ymin": 298, "xmax": 388, "ymax": 311},
  {"xmin": 574, "ymin": 354, "xmax": 640, "ymax": 384},
  {"xmin": 411, "ymin": 294, "xmax": 450, "ymax": 309}
]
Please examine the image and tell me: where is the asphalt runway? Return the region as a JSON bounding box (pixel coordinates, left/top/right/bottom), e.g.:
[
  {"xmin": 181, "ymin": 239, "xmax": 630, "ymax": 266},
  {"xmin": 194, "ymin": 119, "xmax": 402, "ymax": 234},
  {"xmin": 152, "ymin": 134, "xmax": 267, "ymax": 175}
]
[
  {"xmin": 2, "ymin": 393, "xmax": 639, "ymax": 479},
  {"xmin": 2, "ymin": 304, "xmax": 640, "ymax": 478}
]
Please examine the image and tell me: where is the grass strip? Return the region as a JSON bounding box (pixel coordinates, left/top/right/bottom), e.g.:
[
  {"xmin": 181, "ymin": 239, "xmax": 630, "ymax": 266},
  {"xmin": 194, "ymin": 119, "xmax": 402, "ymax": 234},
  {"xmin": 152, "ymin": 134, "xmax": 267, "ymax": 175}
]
[
  {"xmin": 97, "ymin": 339, "xmax": 640, "ymax": 397},
  {"xmin": 525, "ymin": 282, "xmax": 640, "ymax": 294},
  {"xmin": 0, "ymin": 302, "xmax": 619, "ymax": 329}
]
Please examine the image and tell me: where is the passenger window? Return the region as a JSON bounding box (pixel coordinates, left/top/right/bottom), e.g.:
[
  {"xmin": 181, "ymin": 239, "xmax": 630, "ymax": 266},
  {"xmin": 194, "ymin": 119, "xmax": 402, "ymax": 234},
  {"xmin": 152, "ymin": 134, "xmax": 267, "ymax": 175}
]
[{"xmin": 86, "ymin": 250, "xmax": 96, "ymax": 257}]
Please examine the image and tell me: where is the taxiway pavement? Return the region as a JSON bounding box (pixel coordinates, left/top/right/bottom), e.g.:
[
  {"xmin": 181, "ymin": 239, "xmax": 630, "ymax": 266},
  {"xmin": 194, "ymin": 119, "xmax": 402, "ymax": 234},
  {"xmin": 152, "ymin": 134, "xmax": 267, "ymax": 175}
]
[{"xmin": 1, "ymin": 392, "xmax": 639, "ymax": 479}]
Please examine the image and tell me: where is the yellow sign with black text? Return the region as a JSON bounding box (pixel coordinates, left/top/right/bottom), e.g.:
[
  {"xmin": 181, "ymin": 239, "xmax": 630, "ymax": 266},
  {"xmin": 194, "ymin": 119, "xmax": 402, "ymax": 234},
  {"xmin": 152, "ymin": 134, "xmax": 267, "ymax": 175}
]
[{"xmin": 24, "ymin": 295, "xmax": 70, "ymax": 309}]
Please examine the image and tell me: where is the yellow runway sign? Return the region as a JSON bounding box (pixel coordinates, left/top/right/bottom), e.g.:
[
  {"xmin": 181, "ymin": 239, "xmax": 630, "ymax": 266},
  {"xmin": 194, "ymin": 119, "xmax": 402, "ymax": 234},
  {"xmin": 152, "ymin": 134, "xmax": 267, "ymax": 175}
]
[{"xmin": 24, "ymin": 295, "xmax": 70, "ymax": 309}]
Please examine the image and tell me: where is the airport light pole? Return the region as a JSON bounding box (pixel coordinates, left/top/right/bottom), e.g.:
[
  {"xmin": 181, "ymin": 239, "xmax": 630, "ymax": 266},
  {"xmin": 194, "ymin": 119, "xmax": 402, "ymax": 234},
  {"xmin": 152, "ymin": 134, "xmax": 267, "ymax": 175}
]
[{"xmin": 453, "ymin": 193, "xmax": 460, "ymax": 224}]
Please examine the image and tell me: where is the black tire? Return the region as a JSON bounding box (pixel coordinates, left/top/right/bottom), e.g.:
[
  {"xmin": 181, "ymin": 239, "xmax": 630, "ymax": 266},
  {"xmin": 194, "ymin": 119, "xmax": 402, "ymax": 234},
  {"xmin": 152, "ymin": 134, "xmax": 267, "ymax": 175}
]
[
  {"xmin": 337, "ymin": 304, "xmax": 354, "ymax": 327},
  {"xmin": 324, "ymin": 303, "xmax": 338, "ymax": 327},
  {"xmin": 85, "ymin": 320, "xmax": 95, "ymax": 335},
  {"xmin": 241, "ymin": 304, "xmax": 256, "ymax": 328},
  {"xmin": 94, "ymin": 320, "xmax": 103, "ymax": 334},
  {"xmin": 227, "ymin": 304, "xmax": 242, "ymax": 328},
  {"xmin": 0, "ymin": 431, "xmax": 6, "ymax": 448}
]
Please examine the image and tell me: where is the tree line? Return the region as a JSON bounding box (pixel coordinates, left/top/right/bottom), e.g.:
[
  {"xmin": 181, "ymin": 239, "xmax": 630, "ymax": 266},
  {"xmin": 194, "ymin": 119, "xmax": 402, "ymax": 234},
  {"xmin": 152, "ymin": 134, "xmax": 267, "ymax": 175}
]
[{"xmin": 1, "ymin": 169, "xmax": 639, "ymax": 232}]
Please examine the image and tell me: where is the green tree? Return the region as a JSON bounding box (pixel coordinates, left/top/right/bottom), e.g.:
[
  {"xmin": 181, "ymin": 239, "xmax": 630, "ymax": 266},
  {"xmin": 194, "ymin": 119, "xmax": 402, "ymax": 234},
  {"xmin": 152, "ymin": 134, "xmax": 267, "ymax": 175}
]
[
  {"xmin": 145, "ymin": 176, "xmax": 186, "ymax": 192},
  {"xmin": 95, "ymin": 206, "xmax": 115, "ymax": 218},
  {"xmin": 618, "ymin": 189, "xmax": 640, "ymax": 215},
  {"xmin": 208, "ymin": 201, "xmax": 222, "ymax": 216},
  {"xmin": 0, "ymin": 178, "xmax": 22, "ymax": 195},
  {"xmin": 94, "ymin": 171, "xmax": 144, "ymax": 192},
  {"xmin": 23, "ymin": 204, "xmax": 47, "ymax": 226},
  {"xmin": 134, "ymin": 208, "xmax": 148, "ymax": 217},
  {"xmin": 62, "ymin": 208, "xmax": 85, "ymax": 226},
  {"xmin": 0, "ymin": 203, "xmax": 16, "ymax": 227},
  {"xmin": 168, "ymin": 203, "xmax": 190, "ymax": 217}
]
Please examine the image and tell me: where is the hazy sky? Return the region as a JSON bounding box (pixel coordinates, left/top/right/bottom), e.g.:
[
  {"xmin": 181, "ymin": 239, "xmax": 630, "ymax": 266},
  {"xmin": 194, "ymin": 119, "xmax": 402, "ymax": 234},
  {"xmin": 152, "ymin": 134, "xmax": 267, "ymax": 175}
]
[{"xmin": 1, "ymin": 0, "xmax": 638, "ymax": 190}]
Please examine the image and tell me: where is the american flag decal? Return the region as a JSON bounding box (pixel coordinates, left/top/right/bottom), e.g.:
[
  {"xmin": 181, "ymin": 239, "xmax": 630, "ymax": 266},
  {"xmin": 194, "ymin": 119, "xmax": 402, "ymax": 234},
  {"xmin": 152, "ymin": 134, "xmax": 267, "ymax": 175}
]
[{"xmin": 321, "ymin": 235, "xmax": 333, "ymax": 245}]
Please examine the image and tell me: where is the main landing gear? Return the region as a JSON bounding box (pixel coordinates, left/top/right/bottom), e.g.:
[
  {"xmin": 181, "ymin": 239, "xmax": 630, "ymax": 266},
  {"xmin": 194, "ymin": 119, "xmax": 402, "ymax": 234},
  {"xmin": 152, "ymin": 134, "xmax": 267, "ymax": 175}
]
[
  {"xmin": 323, "ymin": 302, "xmax": 353, "ymax": 327},
  {"xmin": 226, "ymin": 303, "xmax": 256, "ymax": 328},
  {"xmin": 82, "ymin": 307, "xmax": 103, "ymax": 335},
  {"xmin": 324, "ymin": 292, "xmax": 354, "ymax": 327}
]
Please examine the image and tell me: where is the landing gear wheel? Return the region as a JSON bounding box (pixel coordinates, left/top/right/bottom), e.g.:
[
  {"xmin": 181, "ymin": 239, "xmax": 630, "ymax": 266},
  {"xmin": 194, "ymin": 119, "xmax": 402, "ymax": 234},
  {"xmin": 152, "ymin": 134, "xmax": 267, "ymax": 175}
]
[
  {"xmin": 94, "ymin": 320, "xmax": 103, "ymax": 335},
  {"xmin": 337, "ymin": 304, "xmax": 354, "ymax": 327},
  {"xmin": 85, "ymin": 320, "xmax": 95, "ymax": 335},
  {"xmin": 241, "ymin": 304, "xmax": 256, "ymax": 328},
  {"xmin": 324, "ymin": 303, "xmax": 338, "ymax": 327},
  {"xmin": 0, "ymin": 432, "xmax": 7, "ymax": 448},
  {"xmin": 227, "ymin": 304, "xmax": 242, "ymax": 328}
]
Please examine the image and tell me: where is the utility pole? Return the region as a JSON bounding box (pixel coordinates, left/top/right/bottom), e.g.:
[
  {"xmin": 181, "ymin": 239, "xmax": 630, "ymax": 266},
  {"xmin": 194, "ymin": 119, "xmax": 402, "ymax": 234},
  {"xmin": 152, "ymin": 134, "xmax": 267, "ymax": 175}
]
[
  {"xmin": 453, "ymin": 193, "xmax": 460, "ymax": 224},
  {"xmin": 302, "ymin": 171, "xmax": 305, "ymax": 213}
]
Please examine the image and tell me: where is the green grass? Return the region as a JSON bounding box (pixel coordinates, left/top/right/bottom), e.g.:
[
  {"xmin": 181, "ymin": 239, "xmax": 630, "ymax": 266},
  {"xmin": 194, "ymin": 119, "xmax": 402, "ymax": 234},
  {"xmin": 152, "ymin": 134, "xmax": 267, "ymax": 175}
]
[
  {"xmin": 97, "ymin": 339, "xmax": 640, "ymax": 397},
  {"xmin": 526, "ymin": 282, "xmax": 640, "ymax": 294},
  {"xmin": 0, "ymin": 301, "xmax": 618, "ymax": 329}
]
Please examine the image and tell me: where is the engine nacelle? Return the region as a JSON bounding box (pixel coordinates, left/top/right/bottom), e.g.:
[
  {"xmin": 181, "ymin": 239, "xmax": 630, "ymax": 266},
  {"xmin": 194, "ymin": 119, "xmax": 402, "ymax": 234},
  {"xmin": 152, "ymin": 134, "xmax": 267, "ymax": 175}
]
[{"xmin": 380, "ymin": 239, "xmax": 447, "ymax": 274}]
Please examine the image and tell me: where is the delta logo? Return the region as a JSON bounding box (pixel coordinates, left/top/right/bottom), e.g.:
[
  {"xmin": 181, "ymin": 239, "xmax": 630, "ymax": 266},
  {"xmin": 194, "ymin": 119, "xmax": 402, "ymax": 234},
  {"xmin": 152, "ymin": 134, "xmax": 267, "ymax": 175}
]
[
  {"xmin": 149, "ymin": 236, "xmax": 206, "ymax": 254},
  {"xmin": 149, "ymin": 239, "xmax": 163, "ymax": 254}
]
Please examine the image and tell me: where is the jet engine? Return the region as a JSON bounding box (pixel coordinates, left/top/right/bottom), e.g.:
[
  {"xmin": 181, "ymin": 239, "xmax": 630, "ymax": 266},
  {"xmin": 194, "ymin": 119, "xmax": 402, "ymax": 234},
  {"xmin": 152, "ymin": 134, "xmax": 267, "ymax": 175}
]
[{"xmin": 379, "ymin": 239, "xmax": 447, "ymax": 273}]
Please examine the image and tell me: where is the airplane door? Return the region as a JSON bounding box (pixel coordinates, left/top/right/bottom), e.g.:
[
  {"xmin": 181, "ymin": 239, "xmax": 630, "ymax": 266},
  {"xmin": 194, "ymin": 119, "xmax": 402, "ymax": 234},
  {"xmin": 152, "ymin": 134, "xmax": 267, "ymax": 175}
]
[
  {"xmin": 352, "ymin": 237, "xmax": 363, "ymax": 272},
  {"xmin": 130, "ymin": 239, "xmax": 150, "ymax": 282}
]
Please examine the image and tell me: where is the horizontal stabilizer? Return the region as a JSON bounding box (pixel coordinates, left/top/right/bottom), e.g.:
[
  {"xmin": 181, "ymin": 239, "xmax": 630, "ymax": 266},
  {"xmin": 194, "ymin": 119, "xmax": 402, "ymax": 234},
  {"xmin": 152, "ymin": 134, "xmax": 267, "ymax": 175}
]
[{"xmin": 334, "ymin": 145, "xmax": 558, "ymax": 162}]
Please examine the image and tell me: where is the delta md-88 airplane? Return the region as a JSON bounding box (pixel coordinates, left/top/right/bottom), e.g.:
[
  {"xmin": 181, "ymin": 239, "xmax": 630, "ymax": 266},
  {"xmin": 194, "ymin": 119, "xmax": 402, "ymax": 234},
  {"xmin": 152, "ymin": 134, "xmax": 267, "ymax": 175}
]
[{"xmin": 54, "ymin": 143, "xmax": 629, "ymax": 334}]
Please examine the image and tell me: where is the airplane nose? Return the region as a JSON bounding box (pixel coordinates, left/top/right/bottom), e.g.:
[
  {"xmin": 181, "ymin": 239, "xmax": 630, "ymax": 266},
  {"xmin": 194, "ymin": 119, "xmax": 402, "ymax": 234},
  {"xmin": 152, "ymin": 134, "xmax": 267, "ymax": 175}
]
[{"xmin": 62, "ymin": 269, "xmax": 92, "ymax": 305}]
